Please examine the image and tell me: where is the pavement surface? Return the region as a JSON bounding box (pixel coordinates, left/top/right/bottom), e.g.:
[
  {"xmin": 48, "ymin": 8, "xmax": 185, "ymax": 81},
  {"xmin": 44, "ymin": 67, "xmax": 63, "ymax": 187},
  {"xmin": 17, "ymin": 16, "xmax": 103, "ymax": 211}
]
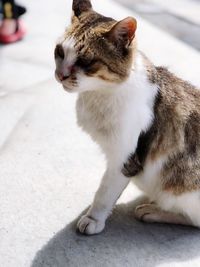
[
  {"xmin": 115, "ymin": 0, "xmax": 200, "ymax": 51},
  {"xmin": 1, "ymin": 0, "xmax": 200, "ymax": 267}
]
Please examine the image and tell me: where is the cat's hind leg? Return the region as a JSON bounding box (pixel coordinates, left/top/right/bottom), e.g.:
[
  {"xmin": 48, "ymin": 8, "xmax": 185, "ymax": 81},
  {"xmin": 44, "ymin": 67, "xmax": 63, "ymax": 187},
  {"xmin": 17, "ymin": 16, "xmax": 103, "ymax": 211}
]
[{"xmin": 135, "ymin": 203, "xmax": 192, "ymax": 226}]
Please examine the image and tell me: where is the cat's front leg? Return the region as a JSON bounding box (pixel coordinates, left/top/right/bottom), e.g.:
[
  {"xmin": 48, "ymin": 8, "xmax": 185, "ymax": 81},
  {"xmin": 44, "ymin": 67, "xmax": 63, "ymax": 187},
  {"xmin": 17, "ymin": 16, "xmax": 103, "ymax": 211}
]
[{"xmin": 77, "ymin": 168, "xmax": 130, "ymax": 235}]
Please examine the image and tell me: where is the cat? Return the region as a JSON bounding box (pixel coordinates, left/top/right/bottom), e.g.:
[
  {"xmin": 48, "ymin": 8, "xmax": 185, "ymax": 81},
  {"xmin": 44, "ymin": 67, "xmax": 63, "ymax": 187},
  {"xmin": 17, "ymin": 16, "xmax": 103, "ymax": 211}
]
[{"xmin": 54, "ymin": 0, "xmax": 200, "ymax": 235}]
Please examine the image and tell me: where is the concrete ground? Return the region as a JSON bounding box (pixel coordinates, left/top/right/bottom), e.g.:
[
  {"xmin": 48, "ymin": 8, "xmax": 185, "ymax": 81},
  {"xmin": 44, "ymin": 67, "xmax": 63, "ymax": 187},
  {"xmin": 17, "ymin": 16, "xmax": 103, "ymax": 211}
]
[
  {"xmin": 1, "ymin": 0, "xmax": 200, "ymax": 266},
  {"xmin": 115, "ymin": 0, "xmax": 200, "ymax": 51}
]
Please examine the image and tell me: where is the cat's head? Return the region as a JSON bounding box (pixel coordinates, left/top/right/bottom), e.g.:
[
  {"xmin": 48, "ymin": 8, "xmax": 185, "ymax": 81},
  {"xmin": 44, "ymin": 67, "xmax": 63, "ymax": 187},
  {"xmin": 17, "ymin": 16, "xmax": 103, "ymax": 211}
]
[{"xmin": 54, "ymin": 0, "xmax": 137, "ymax": 93}]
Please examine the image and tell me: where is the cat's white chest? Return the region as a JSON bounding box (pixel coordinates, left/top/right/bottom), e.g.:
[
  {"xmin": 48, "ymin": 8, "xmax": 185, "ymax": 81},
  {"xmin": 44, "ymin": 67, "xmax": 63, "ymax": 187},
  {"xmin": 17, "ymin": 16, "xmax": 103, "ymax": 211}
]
[
  {"xmin": 76, "ymin": 66, "xmax": 158, "ymax": 166},
  {"xmin": 76, "ymin": 92, "xmax": 120, "ymax": 144},
  {"xmin": 76, "ymin": 93, "xmax": 154, "ymax": 170}
]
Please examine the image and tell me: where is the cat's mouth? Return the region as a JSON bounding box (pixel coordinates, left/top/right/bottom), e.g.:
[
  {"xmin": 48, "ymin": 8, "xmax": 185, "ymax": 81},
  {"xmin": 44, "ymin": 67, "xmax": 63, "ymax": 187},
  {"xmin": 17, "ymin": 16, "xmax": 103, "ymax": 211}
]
[
  {"xmin": 59, "ymin": 79, "xmax": 75, "ymax": 92},
  {"xmin": 55, "ymin": 71, "xmax": 77, "ymax": 92}
]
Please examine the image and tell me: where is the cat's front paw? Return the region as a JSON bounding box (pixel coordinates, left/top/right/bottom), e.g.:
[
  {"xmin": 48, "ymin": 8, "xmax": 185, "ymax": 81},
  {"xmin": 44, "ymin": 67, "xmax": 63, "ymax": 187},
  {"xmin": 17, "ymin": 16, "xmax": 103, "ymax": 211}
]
[{"xmin": 77, "ymin": 215, "xmax": 105, "ymax": 235}]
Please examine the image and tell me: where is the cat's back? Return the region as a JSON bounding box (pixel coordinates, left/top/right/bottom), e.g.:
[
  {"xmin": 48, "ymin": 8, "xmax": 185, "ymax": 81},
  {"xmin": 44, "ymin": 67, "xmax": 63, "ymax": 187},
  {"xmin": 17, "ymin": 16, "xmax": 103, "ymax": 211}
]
[
  {"xmin": 145, "ymin": 66, "xmax": 200, "ymax": 193},
  {"xmin": 149, "ymin": 65, "xmax": 200, "ymax": 154},
  {"xmin": 156, "ymin": 66, "xmax": 200, "ymax": 109}
]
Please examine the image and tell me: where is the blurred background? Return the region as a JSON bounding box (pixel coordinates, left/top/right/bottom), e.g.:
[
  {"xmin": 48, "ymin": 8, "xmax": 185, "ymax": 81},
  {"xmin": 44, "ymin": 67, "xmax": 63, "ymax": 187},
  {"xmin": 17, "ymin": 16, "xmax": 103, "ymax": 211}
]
[
  {"xmin": 116, "ymin": 0, "xmax": 200, "ymax": 51},
  {"xmin": 1, "ymin": 1, "xmax": 200, "ymax": 267}
]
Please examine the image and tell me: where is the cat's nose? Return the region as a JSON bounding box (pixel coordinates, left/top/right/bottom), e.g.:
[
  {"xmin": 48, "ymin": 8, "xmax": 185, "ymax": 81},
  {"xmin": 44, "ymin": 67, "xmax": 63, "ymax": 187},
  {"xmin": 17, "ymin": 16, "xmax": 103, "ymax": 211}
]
[{"xmin": 57, "ymin": 72, "xmax": 70, "ymax": 81}]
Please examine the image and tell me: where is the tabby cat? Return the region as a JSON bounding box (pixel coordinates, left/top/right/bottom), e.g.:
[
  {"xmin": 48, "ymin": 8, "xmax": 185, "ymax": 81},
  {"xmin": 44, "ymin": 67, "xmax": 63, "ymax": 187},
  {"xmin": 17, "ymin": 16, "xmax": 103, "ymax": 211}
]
[{"xmin": 55, "ymin": 0, "xmax": 200, "ymax": 234}]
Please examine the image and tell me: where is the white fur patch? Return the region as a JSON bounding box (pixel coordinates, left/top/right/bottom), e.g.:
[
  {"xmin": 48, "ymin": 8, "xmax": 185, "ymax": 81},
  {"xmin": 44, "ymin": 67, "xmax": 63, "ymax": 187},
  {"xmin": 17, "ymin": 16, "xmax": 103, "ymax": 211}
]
[
  {"xmin": 58, "ymin": 37, "xmax": 77, "ymax": 79},
  {"xmin": 62, "ymin": 37, "xmax": 76, "ymax": 63},
  {"xmin": 77, "ymin": 53, "xmax": 158, "ymax": 166}
]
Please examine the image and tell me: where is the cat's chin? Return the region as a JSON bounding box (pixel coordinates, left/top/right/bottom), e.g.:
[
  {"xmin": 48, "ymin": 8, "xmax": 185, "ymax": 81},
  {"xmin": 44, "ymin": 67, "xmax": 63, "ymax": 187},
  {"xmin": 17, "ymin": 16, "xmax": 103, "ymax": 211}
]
[
  {"xmin": 62, "ymin": 84, "xmax": 77, "ymax": 93},
  {"xmin": 62, "ymin": 84, "xmax": 93, "ymax": 94}
]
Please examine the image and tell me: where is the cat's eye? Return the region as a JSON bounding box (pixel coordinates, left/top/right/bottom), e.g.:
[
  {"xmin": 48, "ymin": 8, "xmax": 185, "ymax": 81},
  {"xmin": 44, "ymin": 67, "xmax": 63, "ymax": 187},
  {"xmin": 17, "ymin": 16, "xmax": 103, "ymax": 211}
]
[
  {"xmin": 55, "ymin": 45, "xmax": 64, "ymax": 59},
  {"xmin": 75, "ymin": 57, "xmax": 95, "ymax": 70}
]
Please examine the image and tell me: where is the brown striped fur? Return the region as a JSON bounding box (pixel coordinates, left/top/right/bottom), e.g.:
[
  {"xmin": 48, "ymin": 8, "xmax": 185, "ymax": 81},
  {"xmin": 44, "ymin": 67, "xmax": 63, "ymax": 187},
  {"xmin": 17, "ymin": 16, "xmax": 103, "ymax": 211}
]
[{"xmin": 123, "ymin": 55, "xmax": 200, "ymax": 195}]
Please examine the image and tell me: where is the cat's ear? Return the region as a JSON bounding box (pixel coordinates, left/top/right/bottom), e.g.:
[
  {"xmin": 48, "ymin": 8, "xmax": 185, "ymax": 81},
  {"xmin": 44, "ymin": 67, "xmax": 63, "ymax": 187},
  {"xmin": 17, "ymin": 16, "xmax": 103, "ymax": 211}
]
[
  {"xmin": 72, "ymin": 0, "xmax": 92, "ymax": 17},
  {"xmin": 107, "ymin": 17, "xmax": 137, "ymax": 48}
]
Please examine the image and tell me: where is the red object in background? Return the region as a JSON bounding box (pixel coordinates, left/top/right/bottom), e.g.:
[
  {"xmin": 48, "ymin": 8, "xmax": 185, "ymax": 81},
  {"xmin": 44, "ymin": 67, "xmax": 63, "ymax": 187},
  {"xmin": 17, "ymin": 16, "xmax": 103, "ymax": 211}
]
[{"xmin": 0, "ymin": 20, "xmax": 26, "ymax": 44}]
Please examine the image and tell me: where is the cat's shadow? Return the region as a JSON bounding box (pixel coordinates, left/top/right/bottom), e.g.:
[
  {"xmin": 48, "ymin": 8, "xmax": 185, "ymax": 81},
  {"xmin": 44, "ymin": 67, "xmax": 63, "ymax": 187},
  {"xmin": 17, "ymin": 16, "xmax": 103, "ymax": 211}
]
[{"xmin": 31, "ymin": 197, "xmax": 200, "ymax": 267}]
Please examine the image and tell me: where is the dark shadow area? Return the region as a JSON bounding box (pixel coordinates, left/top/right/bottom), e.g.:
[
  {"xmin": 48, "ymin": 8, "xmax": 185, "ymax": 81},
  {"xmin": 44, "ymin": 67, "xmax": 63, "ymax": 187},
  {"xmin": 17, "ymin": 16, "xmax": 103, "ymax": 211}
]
[{"xmin": 31, "ymin": 197, "xmax": 200, "ymax": 267}]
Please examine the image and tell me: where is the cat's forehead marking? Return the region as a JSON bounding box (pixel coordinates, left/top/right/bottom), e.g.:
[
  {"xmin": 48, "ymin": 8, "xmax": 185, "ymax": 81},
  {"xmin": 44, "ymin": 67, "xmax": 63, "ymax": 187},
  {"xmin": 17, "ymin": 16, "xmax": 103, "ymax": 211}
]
[
  {"xmin": 62, "ymin": 37, "xmax": 75, "ymax": 50},
  {"xmin": 62, "ymin": 37, "xmax": 77, "ymax": 64}
]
